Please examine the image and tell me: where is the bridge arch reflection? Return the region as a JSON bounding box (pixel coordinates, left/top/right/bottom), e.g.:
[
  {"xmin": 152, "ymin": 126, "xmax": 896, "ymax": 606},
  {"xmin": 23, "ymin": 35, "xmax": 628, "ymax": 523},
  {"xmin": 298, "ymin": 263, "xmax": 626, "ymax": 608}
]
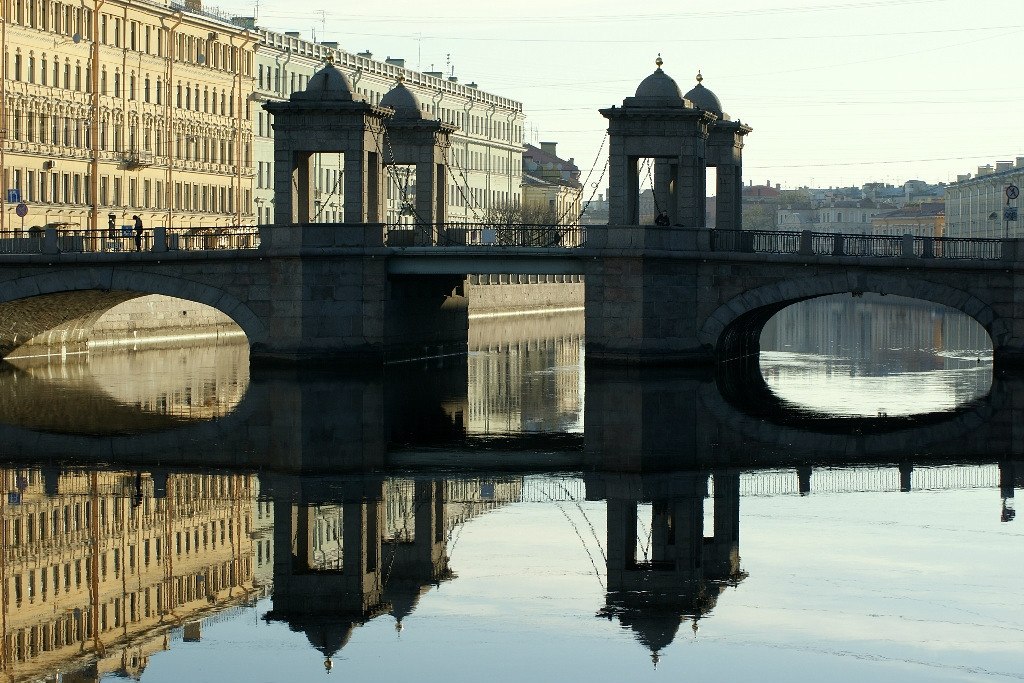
[{"xmin": 704, "ymin": 273, "xmax": 999, "ymax": 365}]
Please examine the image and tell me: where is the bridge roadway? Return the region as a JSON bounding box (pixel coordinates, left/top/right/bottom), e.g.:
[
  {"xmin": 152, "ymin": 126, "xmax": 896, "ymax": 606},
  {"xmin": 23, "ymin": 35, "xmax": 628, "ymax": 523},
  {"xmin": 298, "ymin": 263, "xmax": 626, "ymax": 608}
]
[{"xmin": 1, "ymin": 224, "xmax": 1024, "ymax": 364}]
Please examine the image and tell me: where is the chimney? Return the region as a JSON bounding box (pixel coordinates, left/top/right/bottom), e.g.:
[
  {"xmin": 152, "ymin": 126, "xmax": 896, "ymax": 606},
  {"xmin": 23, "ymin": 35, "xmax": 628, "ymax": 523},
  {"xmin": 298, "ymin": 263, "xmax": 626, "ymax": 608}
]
[
  {"xmin": 775, "ymin": 183, "xmax": 781, "ymax": 191},
  {"xmin": 231, "ymin": 16, "xmax": 256, "ymax": 29},
  {"xmin": 357, "ymin": 50, "xmax": 373, "ymax": 59},
  {"xmin": 447, "ymin": 75, "xmax": 458, "ymax": 83},
  {"xmin": 540, "ymin": 141, "xmax": 557, "ymax": 157},
  {"xmin": 424, "ymin": 71, "xmax": 443, "ymax": 78},
  {"xmin": 996, "ymin": 160, "xmax": 1013, "ymax": 172},
  {"xmin": 1016, "ymin": 156, "xmax": 1024, "ymax": 168},
  {"xmin": 320, "ymin": 41, "xmax": 338, "ymax": 49},
  {"xmin": 956, "ymin": 174, "xmax": 971, "ymax": 182},
  {"xmin": 466, "ymin": 82, "xmax": 478, "ymax": 89},
  {"xmin": 978, "ymin": 165, "xmax": 994, "ymax": 176},
  {"xmin": 385, "ymin": 57, "xmax": 405, "ymax": 67},
  {"xmin": 284, "ymin": 31, "xmax": 300, "ymax": 38}
]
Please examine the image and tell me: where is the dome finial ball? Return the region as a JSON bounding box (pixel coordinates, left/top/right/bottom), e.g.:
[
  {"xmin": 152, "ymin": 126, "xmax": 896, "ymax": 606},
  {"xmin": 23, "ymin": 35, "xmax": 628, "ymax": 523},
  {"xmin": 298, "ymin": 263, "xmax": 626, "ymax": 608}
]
[
  {"xmin": 696, "ymin": 70, "xmax": 703, "ymax": 84},
  {"xmin": 655, "ymin": 54, "xmax": 663, "ymax": 69}
]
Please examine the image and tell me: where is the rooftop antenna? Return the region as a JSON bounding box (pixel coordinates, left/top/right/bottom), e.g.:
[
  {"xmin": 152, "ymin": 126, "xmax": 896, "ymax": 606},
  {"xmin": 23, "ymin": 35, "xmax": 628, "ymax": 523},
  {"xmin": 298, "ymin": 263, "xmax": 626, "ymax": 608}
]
[
  {"xmin": 446, "ymin": 53, "xmax": 452, "ymax": 77},
  {"xmin": 254, "ymin": 0, "xmax": 259, "ymax": 21}
]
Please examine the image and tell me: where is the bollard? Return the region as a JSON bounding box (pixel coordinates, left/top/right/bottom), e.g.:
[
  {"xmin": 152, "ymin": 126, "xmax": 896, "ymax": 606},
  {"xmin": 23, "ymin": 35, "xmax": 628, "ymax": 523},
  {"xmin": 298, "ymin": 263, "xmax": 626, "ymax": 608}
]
[
  {"xmin": 901, "ymin": 233, "xmax": 915, "ymax": 258},
  {"xmin": 832, "ymin": 233, "xmax": 845, "ymax": 256},
  {"xmin": 922, "ymin": 236, "xmax": 934, "ymax": 259},
  {"xmin": 152, "ymin": 226, "xmax": 168, "ymax": 252},
  {"xmin": 799, "ymin": 229, "xmax": 814, "ymax": 256},
  {"xmin": 43, "ymin": 227, "xmax": 59, "ymax": 254}
]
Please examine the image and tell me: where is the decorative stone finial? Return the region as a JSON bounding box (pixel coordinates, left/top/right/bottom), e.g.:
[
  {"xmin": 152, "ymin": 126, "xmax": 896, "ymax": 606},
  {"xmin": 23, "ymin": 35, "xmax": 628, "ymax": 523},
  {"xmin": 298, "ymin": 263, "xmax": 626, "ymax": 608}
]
[
  {"xmin": 655, "ymin": 54, "xmax": 663, "ymax": 69},
  {"xmin": 696, "ymin": 70, "xmax": 703, "ymax": 84}
]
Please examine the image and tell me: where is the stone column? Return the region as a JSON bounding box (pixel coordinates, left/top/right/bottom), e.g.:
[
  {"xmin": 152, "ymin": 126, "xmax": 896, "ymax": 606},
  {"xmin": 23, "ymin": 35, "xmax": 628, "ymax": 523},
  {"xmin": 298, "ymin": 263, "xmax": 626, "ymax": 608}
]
[
  {"xmin": 415, "ymin": 159, "xmax": 437, "ymax": 245},
  {"xmin": 293, "ymin": 152, "xmax": 313, "ymax": 224},
  {"xmin": 342, "ymin": 148, "xmax": 366, "ymax": 224},
  {"xmin": 716, "ymin": 163, "xmax": 742, "ymax": 231},
  {"xmin": 673, "ymin": 155, "xmax": 706, "ymax": 228}
]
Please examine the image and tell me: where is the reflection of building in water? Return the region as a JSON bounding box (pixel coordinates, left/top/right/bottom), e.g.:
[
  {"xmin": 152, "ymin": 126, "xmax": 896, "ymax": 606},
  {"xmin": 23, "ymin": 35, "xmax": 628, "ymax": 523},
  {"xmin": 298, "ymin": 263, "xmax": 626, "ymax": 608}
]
[
  {"xmin": 265, "ymin": 475, "xmax": 521, "ymax": 668},
  {"xmin": 4, "ymin": 343, "xmax": 249, "ymax": 425},
  {"xmin": 587, "ymin": 471, "xmax": 744, "ymax": 663},
  {"xmin": 0, "ymin": 467, "xmax": 255, "ymax": 681},
  {"xmin": 762, "ymin": 294, "xmax": 992, "ymax": 364},
  {"xmin": 467, "ymin": 318, "xmax": 583, "ymax": 433}
]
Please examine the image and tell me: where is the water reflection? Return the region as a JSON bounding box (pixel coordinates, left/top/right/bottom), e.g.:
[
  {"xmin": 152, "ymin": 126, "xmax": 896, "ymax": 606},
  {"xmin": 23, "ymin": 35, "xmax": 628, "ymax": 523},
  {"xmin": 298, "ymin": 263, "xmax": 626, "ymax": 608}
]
[
  {"xmin": 761, "ymin": 294, "xmax": 993, "ymax": 416},
  {"xmin": 0, "ymin": 462, "xmax": 1019, "ymax": 680},
  {"xmin": 0, "ymin": 343, "xmax": 248, "ymax": 434},
  {"xmin": 0, "ymin": 467, "xmax": 256, "ymax": 681}
]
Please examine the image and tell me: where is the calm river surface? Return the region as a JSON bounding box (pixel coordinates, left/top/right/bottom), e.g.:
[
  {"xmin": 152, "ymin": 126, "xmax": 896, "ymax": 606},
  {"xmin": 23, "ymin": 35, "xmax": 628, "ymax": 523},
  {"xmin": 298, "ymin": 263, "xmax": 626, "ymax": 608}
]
[{"xmin": 0, "ymin": 295, "xmax": 1020, "ymax": 682}]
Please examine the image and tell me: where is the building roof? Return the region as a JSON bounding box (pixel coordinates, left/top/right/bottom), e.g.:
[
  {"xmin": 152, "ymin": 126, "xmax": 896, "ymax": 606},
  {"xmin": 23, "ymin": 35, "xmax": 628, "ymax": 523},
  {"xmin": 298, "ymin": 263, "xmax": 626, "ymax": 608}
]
[
  {"xmin": 630, "ymin": 58, "xmax": 686, "ymax": 107},
  {"xmin": 380, "ymin": 79, "xmax": 425, "ymax": 119},
  {"xmin": 875, "ymin": 202, "xmax": 945, "ymax": 219},
  {"xmin": 523, "ymin": 144, "xmax": 582, "ymax": 188},
  {"xmin": 290, "ymin": 61, "xmax": 362, "ymax": 103},
  {"xmin": 682, "ymin": 72, "xmax": 723, "ymax": 116},
  {"xmin": 743, "ymin": 185, "xmax": 781, "ymax": 199}
]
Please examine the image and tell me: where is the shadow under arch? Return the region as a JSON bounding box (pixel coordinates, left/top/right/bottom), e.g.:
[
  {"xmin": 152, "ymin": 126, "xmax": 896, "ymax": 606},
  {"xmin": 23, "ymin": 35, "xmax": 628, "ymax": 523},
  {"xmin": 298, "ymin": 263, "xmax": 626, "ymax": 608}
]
[
  {"xmin": 699, "ymin": 273, "xmax": 1001, "ymax": 363},
  {"xmin": 0, "ymin": 267, "xmax": 268, "ymax": 357}
]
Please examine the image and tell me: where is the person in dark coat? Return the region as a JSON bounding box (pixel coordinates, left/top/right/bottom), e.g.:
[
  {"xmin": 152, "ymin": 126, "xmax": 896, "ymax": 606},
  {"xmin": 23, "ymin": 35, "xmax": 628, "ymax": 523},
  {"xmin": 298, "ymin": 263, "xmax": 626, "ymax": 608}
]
[
  {"xmin": 132, "ymin": 215, "xmax": 143, "ymax": 251},
  {"xmin": 655, "ymin": 211, "xmax": 670, "ymax": 226}
]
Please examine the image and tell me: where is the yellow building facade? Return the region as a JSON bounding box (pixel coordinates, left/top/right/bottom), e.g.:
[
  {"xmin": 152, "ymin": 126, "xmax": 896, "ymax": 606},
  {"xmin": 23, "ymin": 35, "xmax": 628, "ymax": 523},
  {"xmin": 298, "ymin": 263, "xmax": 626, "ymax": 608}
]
[{"xmin": 1, "ymin": 0, "xmax": 255, "ymax": 234}]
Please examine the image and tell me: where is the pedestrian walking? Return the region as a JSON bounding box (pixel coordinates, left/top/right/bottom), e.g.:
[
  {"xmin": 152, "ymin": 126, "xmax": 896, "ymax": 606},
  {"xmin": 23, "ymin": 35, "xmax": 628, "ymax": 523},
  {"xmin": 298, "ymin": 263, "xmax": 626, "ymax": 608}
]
[{"xmin": 133, "ymin": 215, "xmax": 144, "ymax": 251}]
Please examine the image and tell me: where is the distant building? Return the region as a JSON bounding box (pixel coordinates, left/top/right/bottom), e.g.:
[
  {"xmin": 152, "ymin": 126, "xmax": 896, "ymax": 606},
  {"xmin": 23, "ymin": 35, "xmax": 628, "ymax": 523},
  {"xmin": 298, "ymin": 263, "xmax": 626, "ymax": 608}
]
[
  {"xmin": 521, "ymin": 142, "xmax": 581, "ymax": 226},
  {"xmin": 871, "ymin": 201, "xmax": 945, "ymax": 237},
  {"xmin": 945, "ymin": 158, "xmax": 1024, "ymax": 238},
  {"xmin": 248, "ymin": 26, "xmax": 525, "ymax": 225}
]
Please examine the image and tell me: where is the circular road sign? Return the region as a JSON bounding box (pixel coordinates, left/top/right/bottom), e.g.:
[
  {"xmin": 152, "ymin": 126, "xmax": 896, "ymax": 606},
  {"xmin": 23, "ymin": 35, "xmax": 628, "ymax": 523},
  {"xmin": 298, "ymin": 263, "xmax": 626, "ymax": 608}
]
[
  {"xmin": 15, "ymin": 203, "xmax": 28, "ymax": 218},
  {"xmin": 1007, "ymin": 184, "xmax": 1021, "ymax": 200}
]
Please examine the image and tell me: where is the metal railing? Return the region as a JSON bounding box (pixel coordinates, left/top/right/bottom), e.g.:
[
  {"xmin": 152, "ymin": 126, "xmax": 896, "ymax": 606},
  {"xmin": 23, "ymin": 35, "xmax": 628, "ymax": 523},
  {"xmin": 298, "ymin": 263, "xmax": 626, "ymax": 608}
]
[
  {"xmin": 0, "ymin": 227, "xmax": 260, "ymax": 255},
  {"xmin": 0, "ymin": 231, "xmax": 45, "ymax": 254},
  {"xmin": 711, "ymin": 229, "xmax": 1006, "ymax": 261},
  {"xmin": 384, "ymin": 222, "xmax": 587, "ymax": 248}
]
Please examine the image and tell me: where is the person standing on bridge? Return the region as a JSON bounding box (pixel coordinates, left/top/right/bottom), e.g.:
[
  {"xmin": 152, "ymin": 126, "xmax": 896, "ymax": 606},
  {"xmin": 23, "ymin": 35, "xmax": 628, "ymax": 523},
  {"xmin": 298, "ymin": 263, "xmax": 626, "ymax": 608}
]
[{"xmin": 132, "ymin": 215, "xmax": 144, "ymax": 251}]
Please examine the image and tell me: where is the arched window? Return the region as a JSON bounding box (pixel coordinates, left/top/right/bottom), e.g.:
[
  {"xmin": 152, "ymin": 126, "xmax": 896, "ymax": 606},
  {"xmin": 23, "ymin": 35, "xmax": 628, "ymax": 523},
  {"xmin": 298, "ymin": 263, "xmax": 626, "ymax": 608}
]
[
  {"xmin": 144, "ymin": 77, "xmax": 150, "ymax": 102},
  {"xmin": 113, "ymin": 71, "xmax": 120, "ymax": 98}
]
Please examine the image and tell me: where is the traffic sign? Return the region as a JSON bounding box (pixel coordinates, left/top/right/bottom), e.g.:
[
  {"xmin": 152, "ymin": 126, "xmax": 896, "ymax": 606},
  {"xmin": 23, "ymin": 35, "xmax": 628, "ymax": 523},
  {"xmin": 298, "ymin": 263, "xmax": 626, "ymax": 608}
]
[
  {"xmin": 1005, "ymin": 206, "xmax": 1019, "ymax": 222},
  {"xmin": 1007, "ymin": 184, "xmax": 1020, "ymax": 200},
  {"xmin": 5, "ymin": 189, "xmax": 20, "ymax": 204},
  {"xmin": 15, "ymin": 203, "xmax": 28, "ymax": 218}
]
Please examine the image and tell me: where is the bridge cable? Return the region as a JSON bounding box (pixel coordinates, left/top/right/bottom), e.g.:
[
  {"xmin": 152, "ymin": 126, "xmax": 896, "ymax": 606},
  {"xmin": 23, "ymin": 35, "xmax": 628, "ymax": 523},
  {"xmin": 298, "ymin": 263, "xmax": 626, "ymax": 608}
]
[
  {"xmin": 378, "ymin": 123, "xmax": 433, "ymax": 228},
  {"xmin": 552, "ymin": 131, "xmax": 607, "ymax": 227},
  {"xmin": 643, "ymin": 158, "xmax": 664, "ymax": 218}
]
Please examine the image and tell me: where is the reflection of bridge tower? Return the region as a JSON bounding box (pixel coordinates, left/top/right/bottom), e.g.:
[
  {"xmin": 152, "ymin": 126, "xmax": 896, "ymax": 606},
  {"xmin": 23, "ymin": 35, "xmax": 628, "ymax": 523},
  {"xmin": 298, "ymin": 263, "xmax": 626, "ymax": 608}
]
[
  {"xmin": 587, "ymin": 471, "xmax": 744, "ymax": 662},
  {"xmin": 382, "ymin": 480, "xmax": 454, "ymax": 628},
  {"xmin": 265, "ymin": 482, "xmax": 389, "ymax": 667},
  {"xmin": 265, "ymin": 478, "xmax": 455, "ymax": 666}
]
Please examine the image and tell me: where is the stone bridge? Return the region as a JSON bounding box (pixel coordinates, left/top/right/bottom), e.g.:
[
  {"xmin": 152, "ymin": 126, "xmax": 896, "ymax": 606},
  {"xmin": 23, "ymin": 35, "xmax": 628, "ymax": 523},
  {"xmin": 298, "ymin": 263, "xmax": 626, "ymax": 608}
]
[{"xmin": 0, "ymin": 223, "xmax": 1023, "ymax": 366}]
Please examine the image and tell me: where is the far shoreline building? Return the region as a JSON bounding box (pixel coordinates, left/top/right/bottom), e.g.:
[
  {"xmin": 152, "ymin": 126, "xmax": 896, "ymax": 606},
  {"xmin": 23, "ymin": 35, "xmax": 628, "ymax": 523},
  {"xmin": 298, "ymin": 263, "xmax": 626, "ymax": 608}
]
[
  {"xmin": 247, "ymin": 24, "xmax": 526, "ymax": 226},
  {"xmin": 945, "ymin": 158, "xmax": 1024, "ymax": 239}
]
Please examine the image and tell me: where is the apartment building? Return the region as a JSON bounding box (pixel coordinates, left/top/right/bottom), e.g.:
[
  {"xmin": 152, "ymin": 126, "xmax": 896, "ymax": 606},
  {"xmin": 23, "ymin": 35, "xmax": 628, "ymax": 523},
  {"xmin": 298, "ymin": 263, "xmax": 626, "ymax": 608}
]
[{"xmin": 0, "ymin": 0, "xmax": 255, "ymax": 233}]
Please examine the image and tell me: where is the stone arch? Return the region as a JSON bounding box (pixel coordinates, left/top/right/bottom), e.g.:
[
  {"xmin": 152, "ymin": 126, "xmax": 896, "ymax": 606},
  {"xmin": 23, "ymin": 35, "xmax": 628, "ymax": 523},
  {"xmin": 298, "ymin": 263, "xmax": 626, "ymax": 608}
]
[
  {"xmin": 0, "ymin": 268, "xmax": 267, "ymax": 358},
  {"xmin": 699, "ymin": 272, "xmax": 1003, "ymax": 361}
]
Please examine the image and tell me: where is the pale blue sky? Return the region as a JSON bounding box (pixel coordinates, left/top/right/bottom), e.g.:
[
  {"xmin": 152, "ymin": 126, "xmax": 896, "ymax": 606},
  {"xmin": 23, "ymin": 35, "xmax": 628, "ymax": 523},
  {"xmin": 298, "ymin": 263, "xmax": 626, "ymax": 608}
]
[{"xmin": 228, "ymin": 0, "xmax": 1024, "ymax": 191}]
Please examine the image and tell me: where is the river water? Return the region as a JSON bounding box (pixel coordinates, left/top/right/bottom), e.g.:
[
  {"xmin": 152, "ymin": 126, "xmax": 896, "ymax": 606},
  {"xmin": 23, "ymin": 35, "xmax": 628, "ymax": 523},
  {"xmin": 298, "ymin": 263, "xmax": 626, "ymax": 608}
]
[{"xmin": 0, "ymin": 295, "xmax": 1020, "ymax": 683}]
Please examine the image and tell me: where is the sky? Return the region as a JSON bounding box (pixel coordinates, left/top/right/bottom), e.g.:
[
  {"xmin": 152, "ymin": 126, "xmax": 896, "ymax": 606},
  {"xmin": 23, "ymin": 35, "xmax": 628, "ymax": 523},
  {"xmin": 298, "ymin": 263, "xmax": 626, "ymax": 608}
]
[{"xmin": 220, "ymin": 0, "xmax": 1024, "ymax": 194}]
